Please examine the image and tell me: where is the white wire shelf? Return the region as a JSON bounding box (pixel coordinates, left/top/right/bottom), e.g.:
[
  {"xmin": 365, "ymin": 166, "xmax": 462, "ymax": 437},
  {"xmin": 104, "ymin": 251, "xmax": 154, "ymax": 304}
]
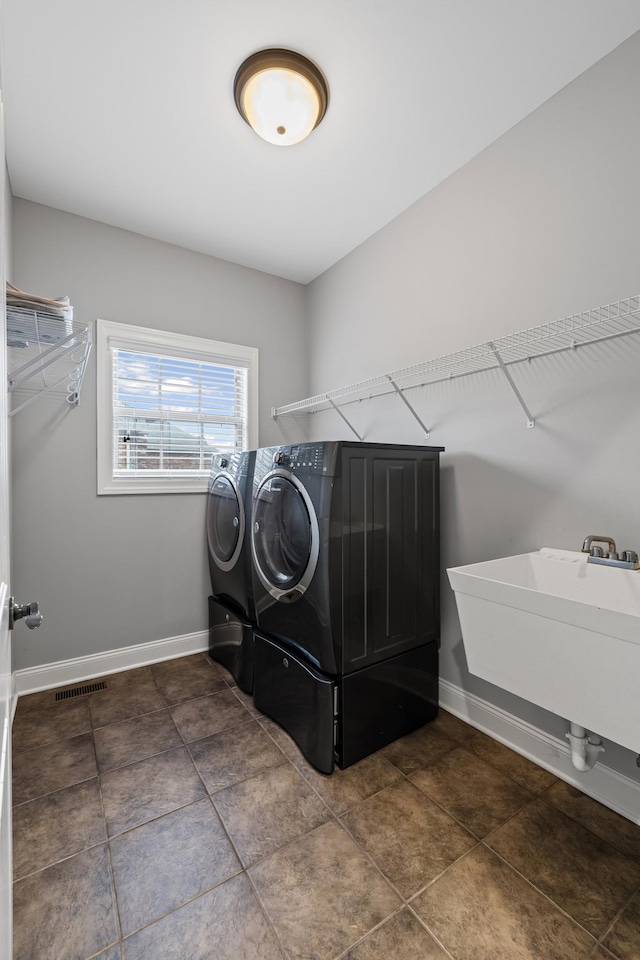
[
  {"xmin": 6, "ymin": 308, "xmax": 92, "ymax": 417},
  {"xmin": 272, "ymin": 295, "xmax": 640, "ymax": 437}
]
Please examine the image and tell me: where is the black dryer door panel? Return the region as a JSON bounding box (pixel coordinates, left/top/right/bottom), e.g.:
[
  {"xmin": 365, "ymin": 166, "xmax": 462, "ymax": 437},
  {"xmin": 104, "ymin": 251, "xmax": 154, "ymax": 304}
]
[{"xmin": 251, "ymin": 473, "xmax": 319, "ymax": 600}]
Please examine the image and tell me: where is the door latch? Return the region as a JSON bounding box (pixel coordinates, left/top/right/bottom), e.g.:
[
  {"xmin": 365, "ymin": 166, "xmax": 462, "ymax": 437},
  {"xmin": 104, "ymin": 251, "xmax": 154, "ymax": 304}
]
[{"xmin": 9, "ymin": 598, "xmax": 43, "ymax": 630}]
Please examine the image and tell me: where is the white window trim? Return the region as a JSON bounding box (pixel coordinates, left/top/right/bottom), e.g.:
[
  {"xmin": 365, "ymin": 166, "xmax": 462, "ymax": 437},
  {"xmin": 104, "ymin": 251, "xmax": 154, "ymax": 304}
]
[{"xmin": 97, "ymin": 319, "xmax": 259, "ymax": 495}]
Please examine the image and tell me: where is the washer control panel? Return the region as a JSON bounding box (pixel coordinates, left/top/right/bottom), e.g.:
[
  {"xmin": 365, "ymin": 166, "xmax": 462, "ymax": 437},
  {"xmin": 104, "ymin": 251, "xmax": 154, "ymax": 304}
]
[{"xmin": 215, "ymin": 451, "xmax": 239, "ymax": 471}]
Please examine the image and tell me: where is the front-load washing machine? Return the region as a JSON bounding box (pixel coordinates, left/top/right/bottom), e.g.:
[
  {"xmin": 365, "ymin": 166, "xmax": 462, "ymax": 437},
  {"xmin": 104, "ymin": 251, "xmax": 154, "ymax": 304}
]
[
  {"xmin": 206, "ymin": 449, "xmax": 255, "ymax": 691},
  {"xmin": 250, "ymin": 440, "xmax": 443, "ymax": 772}
]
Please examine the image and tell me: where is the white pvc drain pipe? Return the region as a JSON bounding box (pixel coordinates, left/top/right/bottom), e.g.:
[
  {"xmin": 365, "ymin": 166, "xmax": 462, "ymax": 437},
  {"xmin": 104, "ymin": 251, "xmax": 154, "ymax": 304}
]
[{"xmin": 566, "ymin": 722, "xmax": 604, "ymax": 772}]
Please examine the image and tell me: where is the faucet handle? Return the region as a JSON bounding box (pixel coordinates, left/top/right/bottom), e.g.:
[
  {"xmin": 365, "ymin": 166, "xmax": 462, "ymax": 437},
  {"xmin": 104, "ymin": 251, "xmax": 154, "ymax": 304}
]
[{"xmin": 621, "ymin": 550, "xmax": 639, "ymax": 563}]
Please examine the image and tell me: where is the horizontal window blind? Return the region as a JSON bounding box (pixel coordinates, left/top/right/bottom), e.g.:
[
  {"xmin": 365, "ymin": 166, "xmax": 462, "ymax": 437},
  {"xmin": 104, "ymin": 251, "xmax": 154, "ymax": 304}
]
[{"xmin": 112, "ymin": 348, "xmax": 248, "ymax": 477}]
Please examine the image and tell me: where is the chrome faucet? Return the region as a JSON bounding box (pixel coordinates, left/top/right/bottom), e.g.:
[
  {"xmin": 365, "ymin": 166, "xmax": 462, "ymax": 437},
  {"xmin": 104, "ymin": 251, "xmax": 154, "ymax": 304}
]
[
  {"xmin": 582, "ymin": 535, "xmax": 617, "ymax": 556},
  {"xmin": 581, "ymin": 535, "xmax": 639, "ymax": 570}
]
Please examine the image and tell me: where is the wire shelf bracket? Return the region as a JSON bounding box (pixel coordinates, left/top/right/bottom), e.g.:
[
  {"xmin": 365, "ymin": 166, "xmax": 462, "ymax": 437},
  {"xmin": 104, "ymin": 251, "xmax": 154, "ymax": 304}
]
[
  {"xmin": 271, "ymin": 295, "xmax": 640, "ymax": 437},
  {"xmin": 488, "ymin": 342, "xmax": 535, "ymax": 428},
  {"xmin": 328, "ymin": 397, "xmax": 363, "ymax": 441},
  {"xmin": 386, "ymin": 374, "xmax": 431, "ymax": 438},
  {"xmin": 6, "ymin": 310, "xmax": 92, "ymax": 417}
]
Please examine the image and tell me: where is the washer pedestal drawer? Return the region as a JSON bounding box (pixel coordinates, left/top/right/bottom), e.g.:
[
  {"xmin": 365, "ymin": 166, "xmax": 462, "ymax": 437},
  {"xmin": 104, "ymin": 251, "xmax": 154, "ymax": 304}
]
[{"xmin": 208, "ymin": 596, "xmax": 254, "ymax": 693}]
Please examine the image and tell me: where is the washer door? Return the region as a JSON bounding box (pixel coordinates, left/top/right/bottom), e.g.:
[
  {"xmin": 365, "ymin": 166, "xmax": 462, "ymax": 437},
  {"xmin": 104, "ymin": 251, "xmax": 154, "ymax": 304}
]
[
  {"xmin": 252, "ymin": 470, "xmax": 319, "ymax": 601},
  {"xmin": 207, "ymin": 473, "xmax": 245, "ymax": 572}
]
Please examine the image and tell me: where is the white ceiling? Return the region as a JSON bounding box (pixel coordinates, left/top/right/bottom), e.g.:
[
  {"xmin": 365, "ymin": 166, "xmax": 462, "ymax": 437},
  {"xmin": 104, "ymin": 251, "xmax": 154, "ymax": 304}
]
[{"xmin": 3, "ymin": 1, "xmax": 640, "ymax": 284}]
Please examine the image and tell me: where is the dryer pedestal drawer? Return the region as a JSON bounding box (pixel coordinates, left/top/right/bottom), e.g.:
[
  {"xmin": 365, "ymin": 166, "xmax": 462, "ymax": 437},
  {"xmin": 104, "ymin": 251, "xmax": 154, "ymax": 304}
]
[
  {"xmin": 253, "ymin": 632, "xmax": 336, "ymax": 774},
  {"xmin": 208, "ymin": 596, "xmax": 254, "ymax": 693},
  {"xmin": 339, "ymin": 643, "xmax": 439, "ymax": 768},
  {"xmin": 253, "ymin": 632, "xmax": 438, "ymax": 774}
]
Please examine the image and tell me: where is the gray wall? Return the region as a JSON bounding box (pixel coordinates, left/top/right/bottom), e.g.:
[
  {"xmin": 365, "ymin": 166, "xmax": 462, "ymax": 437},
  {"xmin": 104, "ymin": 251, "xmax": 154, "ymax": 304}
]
[
  {"xmin": 304, "ymin": 32, "xmax": 640, "ymax": 778},
  {"xmin": 10, "ymin": 201, "xmax": 307, "ymax": 670},
  {"xmin": 4, "ymin": 165, "xmax": 11, "ymax": 283}
]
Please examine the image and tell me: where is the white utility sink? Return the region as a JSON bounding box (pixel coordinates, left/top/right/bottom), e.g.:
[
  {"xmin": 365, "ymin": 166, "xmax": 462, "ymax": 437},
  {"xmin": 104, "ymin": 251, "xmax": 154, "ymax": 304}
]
[{"xmin": 447, "ymin": 548, "xmax": 640, "ymax": 754}]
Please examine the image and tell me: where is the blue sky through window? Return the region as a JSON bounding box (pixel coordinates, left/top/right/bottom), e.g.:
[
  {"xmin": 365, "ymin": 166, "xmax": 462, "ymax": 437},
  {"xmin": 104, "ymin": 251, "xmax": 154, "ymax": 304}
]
[{"xmin": 115, "ymin": 351, "xmax": 238, "ymax": 416}]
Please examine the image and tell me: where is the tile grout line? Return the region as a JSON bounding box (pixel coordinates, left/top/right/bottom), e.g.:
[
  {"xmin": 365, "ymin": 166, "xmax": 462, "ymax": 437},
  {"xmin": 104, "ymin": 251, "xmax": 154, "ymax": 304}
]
[
  {"xmin": 538, "ymin": 786, "xmax": 640, "ymax": 872},
  {"xmin": 404, "ymin": 904, "xmax": 458, "ymax": 960},
  {"xmin": 115, "ymin": 866, "xmax": 247, "ymax": 947},
  {"xmin": 255, "ymin": 716, "xmax": 348, "ymax": 818},
  {"xmin": 11, "ymin": 724, "xmax": 94, "ymax": 764},
  {"xmin": 460, "ymin": 729, "xmax": 559, "ymax": 793},
  {"xmin": 96, "ymin": 714, "xmax": 256, "ymax": 777},
  {"xmin": 12, "ymin": 838, "xmax": 108, "ymax": 885},
  {"xmin": 480, "ymin": 840, "xmax": 602, "ymax": 945},
  {"xmin": 11, "ymin": 767, "xmax": 96, "ymax": 810},
  {"xmin": 592, "ymin": 880, "xmax": 640, "ymax": 953},
  {"xmin": 244, "ymin": 868, "xmax": 292, "ymax": 960},
  {"xmin": 97, "ymin": 728, "xmax": 124, "ymax": 957},
  {"xmin": 185, "ymin": 722, "xmax": 289, "ymax": 798},
  {"xmin": 337, "ymin": 810, "xmax": 443, "ymax": 905},
  {"xmin": 208, "ymin": 722, "xmax": 340, "ymax": 866},
  {"xmin": 587, "ymin": 944, "xmax": 618, "ymax": 960},
  {"xmin": 175, "ymin": 712, "xmax": 256, "ymax": 749},
  {"xmin": 11, "ymin": 733, "xmax": 98, "ymax": 808},
  {"xmin": 105, "ymin": 836, "xmax": 124, "ymax": 953},
  {"xmin": 492, "ymin": 788, "xmax": 640, "ymax": 942},
  {"xmin": 329, "ymin": 905, "xmax": 418, "ymax": 960}
]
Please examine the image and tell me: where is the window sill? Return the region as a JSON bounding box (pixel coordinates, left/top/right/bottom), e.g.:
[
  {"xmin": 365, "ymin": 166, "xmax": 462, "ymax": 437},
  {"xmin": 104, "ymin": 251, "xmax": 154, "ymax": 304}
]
[{"xmin": 98, "ymin": 475, "xmax": 209, "ymax": 496}]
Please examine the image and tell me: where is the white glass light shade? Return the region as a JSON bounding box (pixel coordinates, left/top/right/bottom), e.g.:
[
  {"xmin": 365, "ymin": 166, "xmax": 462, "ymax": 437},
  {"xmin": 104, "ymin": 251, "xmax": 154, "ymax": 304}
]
[
  {"xmin": 241, "ymin": 67, "xmax": 320, "ymax": 146},
  {"xmin": 234, "ymin": 49, "xmax": 328, "ymax": 147}
]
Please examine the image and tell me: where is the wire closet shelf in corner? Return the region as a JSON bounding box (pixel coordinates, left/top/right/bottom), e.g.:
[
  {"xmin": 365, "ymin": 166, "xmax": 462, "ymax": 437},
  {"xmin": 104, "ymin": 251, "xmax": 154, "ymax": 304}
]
[
  {"xmin": 271, "ymin": 295, "xmax": 640, "ymax": 434},
  {"xmin": 6, "ymin": 307, "xmax": 92, "ymax": 417}
]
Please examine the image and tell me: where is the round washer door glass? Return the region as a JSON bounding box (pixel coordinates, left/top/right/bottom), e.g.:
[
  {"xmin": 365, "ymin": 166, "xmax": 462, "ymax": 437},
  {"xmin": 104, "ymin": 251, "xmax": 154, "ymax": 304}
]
[
  {"xmin": 252, "ymin": 475, "xmax": 314, "ymax": 592},
  {"xmin": 207, "ymin": 475, "xmax": 243, "ymax": 571}
]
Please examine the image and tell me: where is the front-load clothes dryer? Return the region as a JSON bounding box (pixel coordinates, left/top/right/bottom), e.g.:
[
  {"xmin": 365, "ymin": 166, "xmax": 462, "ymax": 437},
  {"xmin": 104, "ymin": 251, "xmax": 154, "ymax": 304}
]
[
  {"xmin": 206, "ymin": 449, "xmax": 256, "ymax": 691},
  {"xmin": 251, "ymin": 440, "xmax": 444, "ymax": 772}
]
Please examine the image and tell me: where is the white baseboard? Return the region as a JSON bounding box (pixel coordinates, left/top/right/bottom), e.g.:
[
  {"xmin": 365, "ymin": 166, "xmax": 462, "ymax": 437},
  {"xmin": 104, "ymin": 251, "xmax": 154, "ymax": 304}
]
[
  {"xmin": 439, "ymin": 678, "xmax": 640, "ymax": 825},
  {"xmin": 13, "ymin": 630, "xmax": 209, "ymax": 697}
]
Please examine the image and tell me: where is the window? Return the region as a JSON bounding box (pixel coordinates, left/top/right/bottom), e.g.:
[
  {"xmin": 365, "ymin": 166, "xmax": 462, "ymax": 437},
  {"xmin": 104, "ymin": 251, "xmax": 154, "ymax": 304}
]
[{"xmin": 97, "ymin": 319, "xmax": 258, "ymax": 494}]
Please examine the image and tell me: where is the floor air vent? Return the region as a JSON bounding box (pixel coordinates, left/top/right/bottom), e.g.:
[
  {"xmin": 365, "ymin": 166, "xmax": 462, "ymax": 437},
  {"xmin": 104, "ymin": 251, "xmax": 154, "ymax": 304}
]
[{"xmin": 54, "ymin": 681, "xmax": 107, "ymax": 701}]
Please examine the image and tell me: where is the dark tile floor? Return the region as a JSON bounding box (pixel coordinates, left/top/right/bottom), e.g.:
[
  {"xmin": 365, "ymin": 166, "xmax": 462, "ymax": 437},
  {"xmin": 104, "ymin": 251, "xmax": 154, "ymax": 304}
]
[{"xmin": 11, "ymin": 652, "xmax": 640, "ymax": 960}]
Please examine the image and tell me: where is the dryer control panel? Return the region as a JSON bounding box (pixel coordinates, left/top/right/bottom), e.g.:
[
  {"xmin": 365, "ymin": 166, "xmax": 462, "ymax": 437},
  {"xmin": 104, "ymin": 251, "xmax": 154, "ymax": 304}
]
[{"xmin": 273, "ymin": 444, "xmax": 326, "ymax": 472}]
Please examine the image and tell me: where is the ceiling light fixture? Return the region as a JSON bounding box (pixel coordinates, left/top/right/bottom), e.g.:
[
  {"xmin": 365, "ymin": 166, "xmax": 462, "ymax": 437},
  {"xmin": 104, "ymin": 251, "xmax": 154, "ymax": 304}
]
[{"xmin": 234, "ymin": 48, "xmax": 329, "ymax": 146}]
